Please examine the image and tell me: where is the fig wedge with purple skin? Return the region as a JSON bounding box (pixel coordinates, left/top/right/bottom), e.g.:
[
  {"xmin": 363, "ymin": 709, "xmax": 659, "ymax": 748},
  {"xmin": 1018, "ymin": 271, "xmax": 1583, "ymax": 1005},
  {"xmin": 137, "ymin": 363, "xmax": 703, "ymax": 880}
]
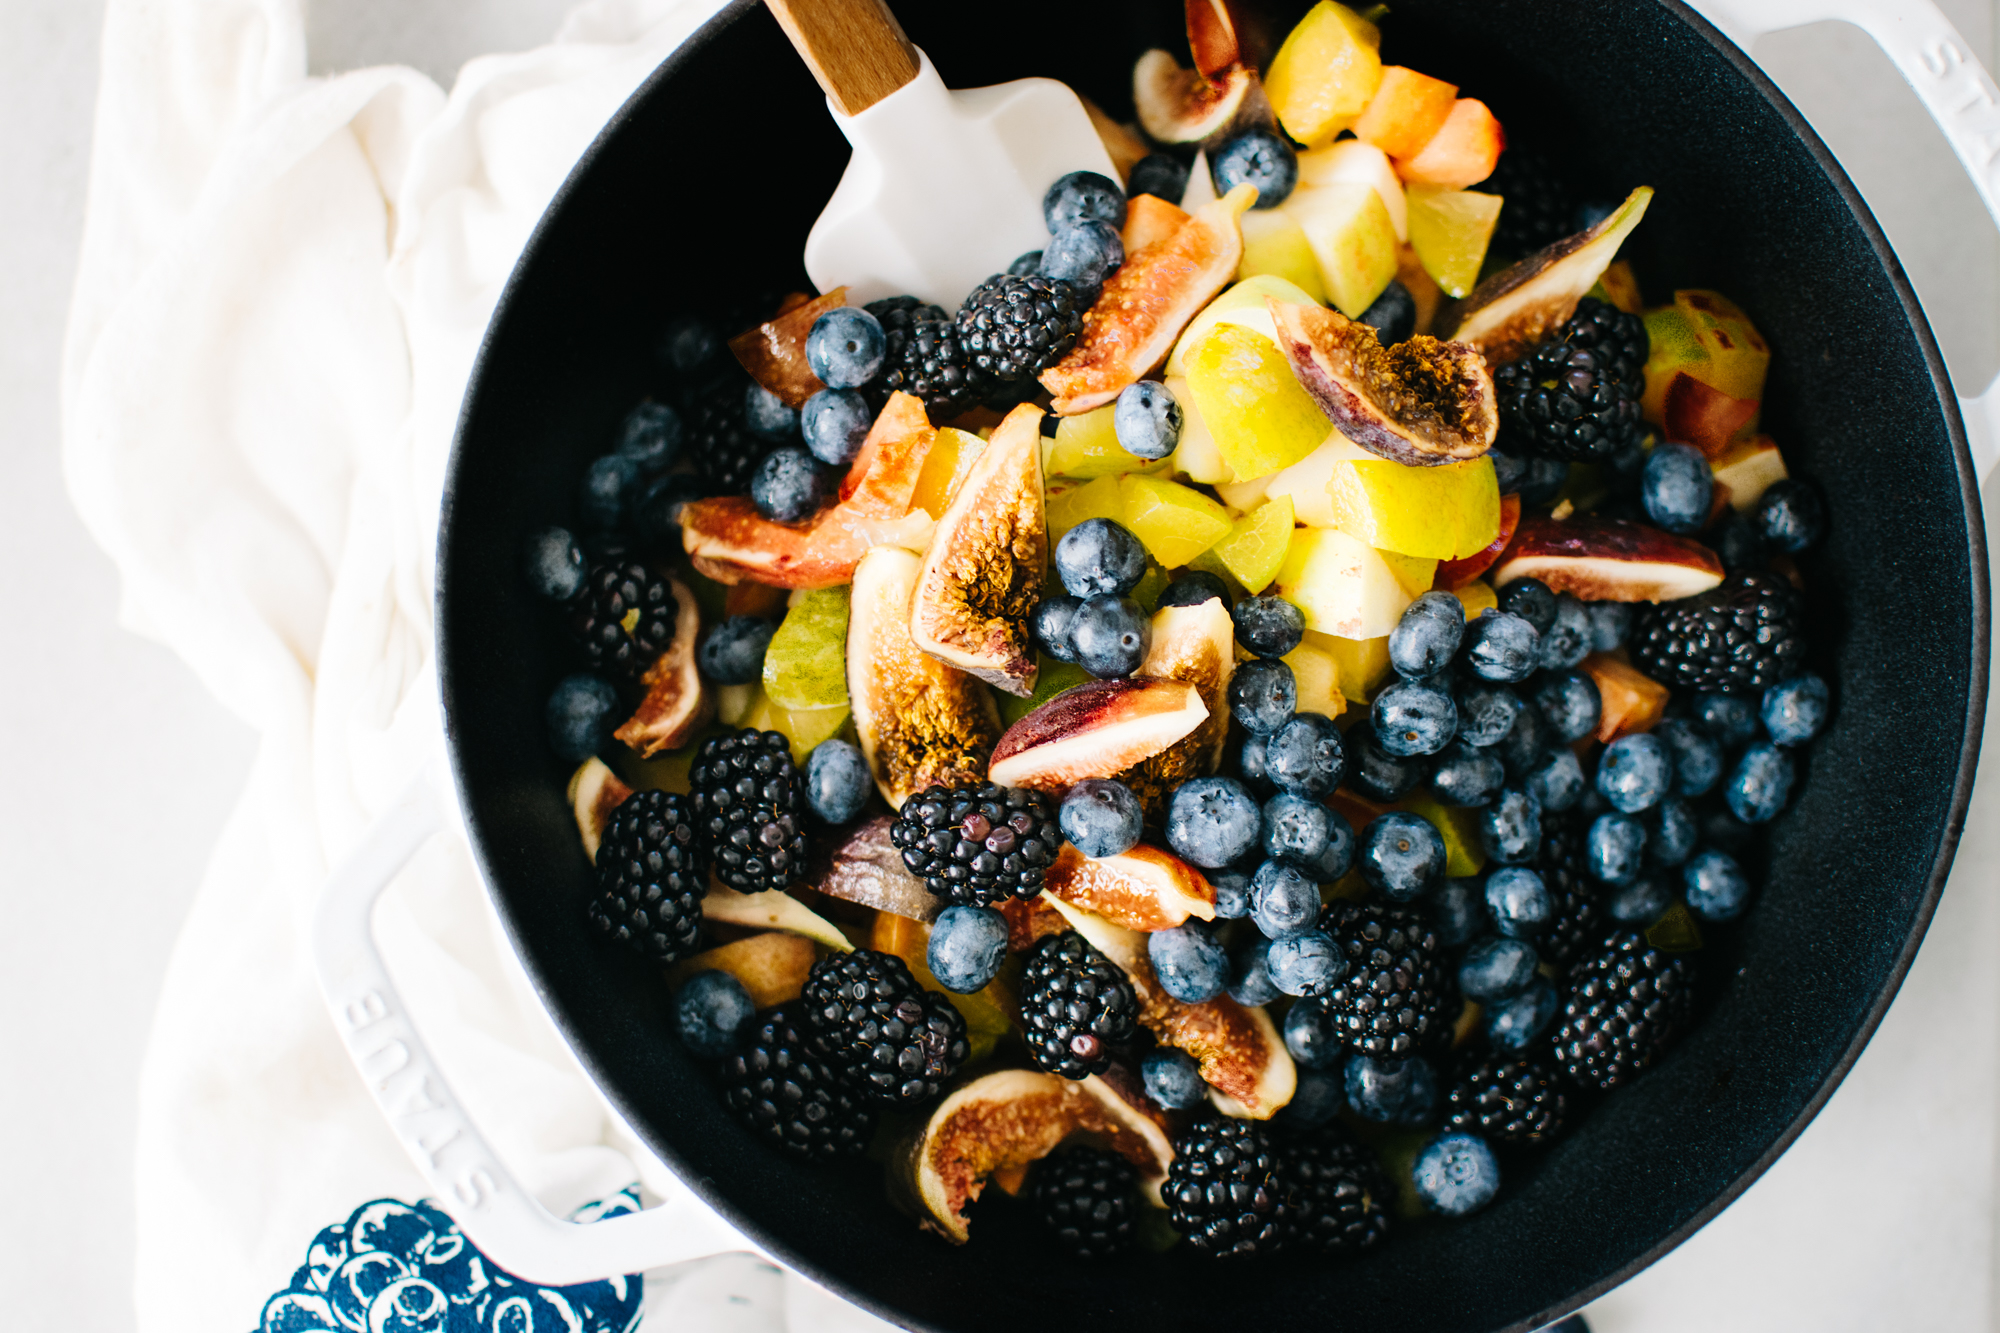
[
  {"xmin": 988, "ymin": 677, "xmax": 1210, "ymax": 790},
  {"xmin": 1133, "ymin": 49, "xmax": 1259, "ymax": 145},
  {"xmin": 567, "ymin": 757, "xmax": 632, "ymax": 863},
  {"xmin": 1266, "ymin": 297, "xmax": 1497, "ymax": 466},
  {"xmin": 1119, "ymin": 596, "xmax": 1236, "ymax": 815},
  {"xmin": 614, "ymin": 576, "xmax": 711, "ymax": 756},
  {"xmin": 1491, "ymin": 515, "xmax": 1723, "ymax": 602}
]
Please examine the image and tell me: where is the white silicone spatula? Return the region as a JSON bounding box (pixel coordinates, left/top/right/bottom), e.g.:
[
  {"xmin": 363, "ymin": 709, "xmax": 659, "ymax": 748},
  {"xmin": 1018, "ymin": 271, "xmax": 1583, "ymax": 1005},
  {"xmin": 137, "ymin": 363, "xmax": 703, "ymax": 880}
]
[{"xmin": 766, "ymin": 0, "xmax": 1121, "ymax": 310}]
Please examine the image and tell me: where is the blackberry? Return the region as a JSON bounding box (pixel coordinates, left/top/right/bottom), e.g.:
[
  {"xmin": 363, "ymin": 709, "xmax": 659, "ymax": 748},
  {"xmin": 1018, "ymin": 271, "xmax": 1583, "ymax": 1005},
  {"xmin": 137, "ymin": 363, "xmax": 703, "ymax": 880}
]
[
  {"xmin": 1631, "ymin": 572, "xmax": 1807, "ymax": 694},
  {"xmin": 1492, "ymin": 298, "xmax": 1647, "ymax": 461},
  {"xmin": 956, "ymin": 274, "xmax": 1085, "ymax": 382},
  {"xmin": 1551, "ymin": 930, "xmax": 1700, "ymax": 1090},
  {"xmin": 1318, "ymin": 897, "xmax": 1454, "ymax": 1058},
  {"xmin": 1482, "ymin": 148, "xmax": 1579, "ymax": 260},
  {"xmin": 587, "ymin": 790, "xmax": 705, "ymax": 962},
  {"xmin": 1026, "ymin": 1147, "xmax": 1137, "ymax": 1258},
  {"xmin": 799, "ymin": 950, "xmax": 967, "ymax": 1105},
  {"xmin": 689, "ymin": 729, "xmax": 810, "ymax": 894},
  {"xmin": 865, "ymin": 294, "xmax": 947, "ymax": 368},
  {"xmin": 1164, "ymin": 1118, "xmax": 1294, "ymax": 1257},
  {"xmin": 875, "ymin": 316, "xmax": 988, "ymax": 416},
  {"xmin": 889, "ymin": 782, "xmax": 1062, "ymax": 907},
  {"xmin": 1018, "ymin": 931, "xmax": 1140, "ymax": 1079},
  {"xmin": 1537, "ymin": 811, "xmax": 1609, "ymax": 973},
  {"xmin": 1283, "ymin": 1130, "xmax": 1391, "ymax": 1254},
  {"xmin": 718, "ymin": 1003, "xmax": 876, "ymax": 1163},
  {"xmin": 1444, "ymin": 1056, "xmax": 1571, "ymax": 1147},
  {"xmin": 568, "ymin": 562, "xmax": 676, "ymax": 678},
  {"xmin": 688, "ymin": 379, "xmax": 771, "ymax": 493}
]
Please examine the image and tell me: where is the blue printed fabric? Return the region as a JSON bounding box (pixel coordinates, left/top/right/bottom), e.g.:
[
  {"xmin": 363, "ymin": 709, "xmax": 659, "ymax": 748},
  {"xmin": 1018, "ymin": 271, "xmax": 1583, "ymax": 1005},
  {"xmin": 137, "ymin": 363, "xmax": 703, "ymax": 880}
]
[{"xmin": 254, "ymin": 1190, "xmax": 644, "ymax": 1333}]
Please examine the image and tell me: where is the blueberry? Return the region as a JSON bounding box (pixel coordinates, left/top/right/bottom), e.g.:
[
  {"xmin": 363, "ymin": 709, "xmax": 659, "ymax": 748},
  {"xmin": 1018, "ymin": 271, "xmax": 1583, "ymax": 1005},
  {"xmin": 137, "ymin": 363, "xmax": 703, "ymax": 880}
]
[
  {"xmin": 1607, "ymin": 875, "xmax": 1672, "ymax": 925},
  {"xmin": 1489, "ymin": 446, "xmax": 1530, "ymax": 493},
  {"xmin": 1261, "ymin": 792, "xmax": 1332, "ymax": 869},
  {"xmin": 1210, "ymin": 868, "xmax": 1252, "ymax": 919},
  {"xmin": 522, "ymin": 526, "xmax": 587, "ymax": 602},
  {"xmin": 1586, "ymin": 601, "xmax": 1633, "ymax": 652},
  {"xmin": 1727, "ymin": 742, "xmax": 1796, "ymax": 823},
  {"xmin": 1693, "ymin": 692, "xmax": 1761, "ymax": 748},
  {"xmin": 1755, "ymin": 478, "xmax": 1825, "ymax": 552},
  {"xmin": 674, "ymin": 970, "xmax": 755, "ymax": 1058},
  {"xmin": 1496, "ymin": 699, "xmax": 1551, "ymax": 779},
  {"xmin": 1282, "ymin": 998, "xmax": 1344, "ymax": 1069},
  {"xmin": 1486, "ymin": 866, "xmax": 1553, "ymax": 939},
  {"xmin": 1043, "ymin": 169, "xmax": 1127, "ymax": 231},
  {"xmin": 1267, "ymin": 929, "xmax": 1346, "ymax": 997},
  {"xmin": 1389, "ymin": 591, "xmax": 1467, "ymax": 678},
  {"xmin": 1343, "ymin": 719, "xmax": 1428, "ymax": 802},
  {"xmin": 615, "ymin": 400, "xmax": 683, "ymax": 474},
  {"xmin": 1358, "ymin": 280, "xmax": 1418, "ymax": 346},
  {"xmin": 1538, "ymin": 594, "xmax": 1593, "ymax": 671},
  {"xmin": 804, "ymin": 738, "xmax": 872, "ymax": 824},
  {"xmin": 1060, "ymin": 778, "xmax": 1145, "ymax": 858},
  {"xmin": 1519, "ymin": 454, "xmax": 1570, "ymax": 504},
  {"xmin": 545, "ymin": 673, "xmax": 620, "ymax": 761},
  {"xmin": 1372, "ymin": 680, "xmax": 1459, "ymax": 757},
  {"xmin": 744, "ymin": 384, "xmax": 799, "ymax": 443},
  {"xmin": 1228, "ymin": 936, "xmax": 1281, "ymax": 1006},
  {"xmin": 1430, "ymin": 739, "xmax": 1505, "ymax": 807},
  {"xmin": 1250, "ymin": 859, "xmax": 1323, "ymax": 939},
  {"xmin": 1480, "ymin": 786, "xmax": 1543, "ymax": 865},
  {"xmin": 1533, "ymin": 670, "xmax": 1601, "ymax": 743},
  {"xmin": 579, "ymin": 453, "xmax": 642, "ymax": 531},
  {"xmin": 1527, "ymin": 748, "xmax": 1586, "ymax": 812},
  {"xmin": 1464, "ymin": 610, "xmax": 1542, "ymax": 682},
  {"xmin": 1597, "ymin": 733, "xmax": 1672, "ymax": 813},
  {"xmin": 1485, "ymin": 978, "xmax": 1559, "ymax": 1053},
  {"xmin": 1459, "ymin": 935, "xmax": 1539, "ymax": 1000},
  {"xmin": 1229, "ymin": 658, "xmax": 1297, "ymax": 734},
  {"xmin": 632, "ymin": 472, "xmax": 709, "ymax": 544},
  {"xmin": 1232, "ymin": 595, "xmax": 1306, "ymax": 657},
  {"xmin": 1056, "ymin": 517, "xmax": 1148, "ymax": 598},
  {"xmin": 1498, "ymin": 578, "xmax": 1557, "ymax": 635},
  {"xmin": 697, "ymin": 616, "xmax": 777, "ymax": 684},
  {"xmin": 1041, "ymin": 220, "xmax": 1124, "ymax": 294},
  {"xmin": 1641, "ymin": 441, "xmax": 1715, "ymax": 534},
  {"xmin": 1008, "ymin": 249, "xmax": 1044, "ymax": 276},
  {"xmin": 659, "ymin": 314, "xmax": 721, "ymax": 377},
  {"xmin": 1712, "ymin": 511, "xmax": 1769, "ymax": 574},
  {"xmin": 1166, "ymin": 777, "xmax": 1262, "ymax": 868},
  {"xmin": 1414, "ymin": 1132, "xmax": 1501, "ymax": 1216},
  {"xmin": 1142, "ymin": 1049, "xmax": 1207, "ymax": 1109},
  {"xmin": 750, "ymin": 446, "xmax": 825, "ymax": 523},
  {"xmin": 800, "ymin": 388, "xmax": 872, "ymax": 464},
  {"xmin": 1158, "ymin": 570, "xmax": 1228, "ymax": 608},
  {"xmin": 1278, "ymin": 1067, "xmax": 1345, "ymax": 1128},
  {"xmin": 927, "ymin": 905, "xmax": 1010, "ymax": 993},
  {"xmin": 1150, "ymin": 920, "xmax": 1230, "ymax": 1002},
  {"xmin": 1430, "ymin": 878, "xmax": 1487, "ymax": 947},
  {"xmin": 1265, "ymin": 712, "xmax": 1346, "ymax": 797},
  {"xmin": 1071, "ymin": 594, "xmax": 1151, "ymax": 677},
  {"xmin": 1030, "ymin": 595, "xmax": 1084, "ymax": 663},
  {"xmin": 1236, "ymin": 730, "xmax": 1274, "ymax": 793},
  {"xmin": 1762, "ymin": 673, "xmax": 1830, "ymax": 746},
  {"xmin": 1345, "ymin": 1053, "xmax": 1438, "ymax": 1125},
  {"xmin": 1587, "ymin": 812, "xmax": 1648, "ymax": 885},
  {"xmin": 1457, "ymin": 684, "xmax": 1523, "ymax": 747},
  {"xmin": 804, "ymin": 307, "xmax": 886, "ymax": 389},
  {"xmin": 1685, "ymin": 847, "xmax": 1754, "ymax": 921},
  {"xmin": 1653, "ymin": 718, "xmax": 1723, "ymax": 796},
  {"xmin": 1127, "ymin": 153, "xmax": 1191, "ymax": 204},
  {"xmin": 1211, "ymin": 128, "xmax": 1299, "ymax": 209},
  {"xmin": 1356, "ymin": 812, "xmax": 1445, "ymax": 901},
  {"xmin": 1114, "ymin": 381, "xmax": 1182, "ymax": 460},
  {"xmin": 1647, "ymin": 798, "xmax": 1699, "ymax": 867}
]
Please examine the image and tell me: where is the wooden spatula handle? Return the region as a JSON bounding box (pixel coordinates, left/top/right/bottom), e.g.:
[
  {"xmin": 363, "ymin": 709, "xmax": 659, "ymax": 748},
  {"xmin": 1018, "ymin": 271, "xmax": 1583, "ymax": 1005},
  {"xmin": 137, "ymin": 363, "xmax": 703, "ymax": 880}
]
[{"xmin": 765, "ymin": 0, "xmax": 921, "ymax": 117}]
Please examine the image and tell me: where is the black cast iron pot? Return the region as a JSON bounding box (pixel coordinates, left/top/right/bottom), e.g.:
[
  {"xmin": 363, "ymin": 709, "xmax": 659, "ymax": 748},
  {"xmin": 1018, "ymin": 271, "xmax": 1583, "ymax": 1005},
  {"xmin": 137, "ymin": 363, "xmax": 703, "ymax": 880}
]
[{"xmin": 437, "ymin": 2, "xmax": 1989, "ymax": 1328}]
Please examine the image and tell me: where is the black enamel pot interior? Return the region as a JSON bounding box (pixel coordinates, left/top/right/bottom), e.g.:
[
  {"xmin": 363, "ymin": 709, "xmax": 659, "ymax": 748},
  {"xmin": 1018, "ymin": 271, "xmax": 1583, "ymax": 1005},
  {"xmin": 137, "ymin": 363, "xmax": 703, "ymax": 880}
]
[{"xmin": 437, "ymin": 2, "xmax": 1989, "ymax": 1329}]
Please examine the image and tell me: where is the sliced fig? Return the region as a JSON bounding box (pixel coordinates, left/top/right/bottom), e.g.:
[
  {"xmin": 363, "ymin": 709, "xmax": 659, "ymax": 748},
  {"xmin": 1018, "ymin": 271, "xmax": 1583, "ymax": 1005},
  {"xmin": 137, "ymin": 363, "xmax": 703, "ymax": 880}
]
[
  {"xmin": 911, "ymin": 405, "xmax": 1047, "ymax": 696},
  {"xmin": 1267, "ymin": 297, "xmax": 1496, "ymax": 466},
  {"xmin": 1441, "ymin": 186, "xmax": 1653, "ymax": 365},
  {"xmin": 728, "ymin": 288, "xmax": 847, "ymax": 408},
  {"xmin": 987, "ymin": 677, "xmax": 1209, "ymax": 790},
  {"xmin": 567, "ymin": 757, "xmax": 633, "ymax": 863},
  {"xmin": 1133, "ymin": 49, "xmax": 1257, "ymax": 145},
  {"xmin": 1000, "ymin": 894, "xmax": 1071, "ymax": 951},
  {"xmin": 614, "ymin": 576, "xmax": 710, "ymax": 757},
  {"xmin": 1044, "ymin": 843, "xmax": 1216, "ymax": 931},
  {"xmin": 1041, "ymin": 186, "xmax": 1257, "ymax": 415},
  {"xmin": 1119, "ymin": 596, "xmax": 1236, "ymax": 815},
  {"xmin": 839, "ymin": 391, "xmax": 935, "ymax": 511},
  {"xmin": 1436, "ymin": 492, "xmax": 1520, "ymax": 590},
  {"xmin": 849, "ymin": 545, "xmax": 1003, "ymax": 808},
  {"xmin": 1123, "ymin": 193, "xmax": 1191, "ymax": 253},
  {"xmin": 702, "ymin": 884, "xmax": 852, "ymax": 952},
  {"xmin": 1045, "ymin": 895, "xmax": 1295, "ymax": 1118},
  {"xmin": 810, "ymin": 814, "xmax": 938, "ymax": 921},
  {"xmin": 898, "ymin": 1068, "xmax": 1176, "ymax": 1243},
  {"xmin": 665, "ymin": 932, "xmax": 817, "ymax": 1008},
  {"xmin": 1491, "ymin": 515, "xmax": 1723, "ymax": 602}
]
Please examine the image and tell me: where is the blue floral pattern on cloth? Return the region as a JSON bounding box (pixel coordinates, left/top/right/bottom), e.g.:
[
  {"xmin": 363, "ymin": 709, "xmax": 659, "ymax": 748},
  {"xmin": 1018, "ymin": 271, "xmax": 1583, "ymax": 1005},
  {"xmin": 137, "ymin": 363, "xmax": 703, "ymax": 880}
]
[{"xmin": 254, "ymin": 1189, "xmax": 645, "ymax": 1333}]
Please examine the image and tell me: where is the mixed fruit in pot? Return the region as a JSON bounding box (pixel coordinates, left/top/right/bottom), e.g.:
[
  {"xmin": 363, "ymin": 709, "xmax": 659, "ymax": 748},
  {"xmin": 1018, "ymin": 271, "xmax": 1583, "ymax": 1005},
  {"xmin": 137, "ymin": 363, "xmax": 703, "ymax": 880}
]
[{"xmin": 522, "ymin": 0, "xmax": 1833, "ymax": 1260}]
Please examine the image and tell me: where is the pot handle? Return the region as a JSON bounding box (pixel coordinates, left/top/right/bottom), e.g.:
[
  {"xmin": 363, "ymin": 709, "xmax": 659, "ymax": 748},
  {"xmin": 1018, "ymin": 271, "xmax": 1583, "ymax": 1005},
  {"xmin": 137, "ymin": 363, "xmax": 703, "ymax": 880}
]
[
  {"xmin": 312, "ymin": 770, "xmax": 756, "ymax": 1286},
  {"xmin": 1685, "ymin": 0, "xmax": 2000, "ymax": 483}
]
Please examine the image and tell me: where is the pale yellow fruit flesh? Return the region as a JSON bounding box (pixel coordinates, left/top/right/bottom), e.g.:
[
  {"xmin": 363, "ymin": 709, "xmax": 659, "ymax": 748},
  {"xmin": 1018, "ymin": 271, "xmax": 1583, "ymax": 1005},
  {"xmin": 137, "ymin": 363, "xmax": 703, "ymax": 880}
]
[
  {"xmin": 1182, "ymin": 323, "xmax": 1333, "ymax": 482},
  {"xmin": 763, "ymin": 586, "xmax": 851, "ymax": 710},
  {"xmin": 1047, "ymin": 403, "xmax": 1157, "ymax": 478},
  {"xmin": 1264, "ymin": 0, "xmax": 1383, "ymax": 146},
  {"xmin": 1167, "ymin": 274, "xmax": 1322, "ymax": 378},
  {"xmin": 1406, "ymin": 186, "xmax": 1503, "ymax": 299},
  {"xmin": 1118, "ymin": 474, "xmax": 1234, "ymax": 568},
  {"xmin": 1275, "ymin": 528, "xmax": 1435, "ymax": 639},
  {"xmin": 1045, "ymin": 475, "xmax": 1126, "ymax": 541},
  {"xmin": 1209, "ymin": 495, "xmax": 1296, "ymax": 593},
  {"xmin": 1237, "ymin": 210, "xmax": 1329, "ymax": 305},
  {"xmin": 1281, "ymin": 183, "xmax": 1400, "ymax": 318},
  {"xmin": 1321, "ymin": 456, "xmax": 1500, "ymax": 559}
]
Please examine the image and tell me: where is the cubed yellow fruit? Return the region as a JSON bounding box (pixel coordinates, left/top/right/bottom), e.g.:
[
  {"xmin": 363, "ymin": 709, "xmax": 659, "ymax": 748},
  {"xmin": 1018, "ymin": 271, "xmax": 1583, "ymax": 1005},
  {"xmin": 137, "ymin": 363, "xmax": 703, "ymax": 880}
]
[
  {"xmin": 1282, "ymin": 639, "xmax": 1346, "ymax": 716},
  {"xmin": 1217, "ymin": 433, "xmax": 1369, "ymax": 525},
  {"xmin": 1182, "ymin": 324, "xmax": 1333, "ymax": 483},
  {"xmin": 1406, "ymin": 186, "xmax": 1502, "ymax": 299},
  {"xmin": 1713, "ymin": 435, "xmax": 1788, "ymax": 511},
  {"xmin": 1297, "ymin": 140, "xmax": 1407, "ymax": 241},
  {"xmin": 1164, "ymin": 377, "xmax": 1235, "ymax": 485},
  {"xmin": 1641, "ymin": 291, "xmax": 1771, "ymax": 420},
  {"xmin": 764, "ymin": 586, "xmax": 849, "ymax": 710},
  {"xmin": 1398, "ymin": 790, "xmax": 1487, "ymax": 877},
  {"xmin": 1322, "ymin": 455, "xmax": 1500, "ymax": 559},
  {"xmin": 1238, "ymin": 210, "xmax": 1330, "ymax": 304},
  {"xmin": 1210, "ymin": 495, "xmax": 1296, "ymax": 593},
  {"xmin": 1167, "ymin": 274, "xmax": 1322, "ymax": 378},
  {"xmin": 1265, "ymin": 0, "xmax": 1383, "ymax": 147},
  {"xmin": 911, "ymin": 426, "xmax": 984, "ymax": 517},
  {"xmin": 1451, "ymin": 580, "xmax": 1498, "ymax": 619},
  {"xmin": 1276, "ymin": 527, "xmax": 1435, "ymax": 639},
  {"xmin": 1048, "ymin": 403, "xmax": 1156, "ymax": 478},
  {"xmin": 1309, "ymin": 629, "xmax": 1393, "ymax": 702},
  {"xmin": 1045, "ymin": 475, "xmax": 1125, "ymax": 540},
  {"xmin": 1281, "ymin": 183, "xmax": 1400, "ymax": 318},
  {"xmin": 1118, "ymin": 474, "xmax": 1234, "ymax": 567}
]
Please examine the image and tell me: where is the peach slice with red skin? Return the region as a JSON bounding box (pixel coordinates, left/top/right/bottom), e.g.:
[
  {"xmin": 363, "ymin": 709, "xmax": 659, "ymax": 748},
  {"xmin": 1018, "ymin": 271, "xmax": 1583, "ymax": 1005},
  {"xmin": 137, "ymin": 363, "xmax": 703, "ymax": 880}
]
[
  {"xmin": 1436, "ymin": 493, "xmax": 1520, "ymax": 590},
  {"xmin": 1352, "ymin": 65, "xmax": 1458, "ymax": 160},
  {"xmin": 1491, "ymin": 515, "xmax": 1723, "ymax": 602},
  {"xmin": 1043, "ymin": 843, "xmax": 1216, "ymax": 931},
  {"xmin": 987, "ymin": 678, "xmax": 1210, "ymax": 790},
  {"xmin": 728, "ymin": 288, "xmax": 847, "ymax": 408},
  {"xmin": 1662, "ymin": 374, "xmax": 1760, "ymax": 459},
  {"xmin": 614, "ymin": 576, "xmax": 710, "ymax": 757}
]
